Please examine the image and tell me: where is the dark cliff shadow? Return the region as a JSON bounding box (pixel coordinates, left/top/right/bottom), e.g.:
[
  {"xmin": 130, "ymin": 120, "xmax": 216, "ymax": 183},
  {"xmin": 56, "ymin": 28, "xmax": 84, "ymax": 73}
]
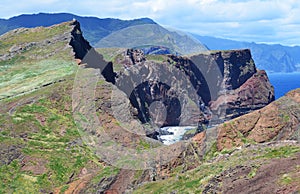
[{"xmin": 81, "ymin": 48, "xmax": 116, "ymax": 84}]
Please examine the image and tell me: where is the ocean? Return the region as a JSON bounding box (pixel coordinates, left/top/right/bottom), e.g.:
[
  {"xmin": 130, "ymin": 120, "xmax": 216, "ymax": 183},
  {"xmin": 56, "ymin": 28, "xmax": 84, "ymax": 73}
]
[
  {"xmin": 159, "ymin": 126, "xmax": 195, "ymax": 145},
  {"xmin": 268, "ymin": 72, "xmax": 300, "ymax": 99}
]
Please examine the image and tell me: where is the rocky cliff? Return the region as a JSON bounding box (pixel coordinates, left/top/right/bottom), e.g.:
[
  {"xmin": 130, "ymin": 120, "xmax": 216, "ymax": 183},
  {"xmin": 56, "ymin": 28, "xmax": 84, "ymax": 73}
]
[
  {"xmin": 195, "ymin": 34, "xmax": 300, "ymax": 73},
  {"xmin": 69, "ymin": 20, "xmax": 92, "ymax": 59},
  {"xmin": 190, "ymin": 88, "xmax": 300, "ymax": 152},
  {"xmin": 215, "ymin": 88, "xmax": 300, "ymax": 150},
  {"xmin": 113, "ymin": 49, "xmax": 274, "ymax": 128}
]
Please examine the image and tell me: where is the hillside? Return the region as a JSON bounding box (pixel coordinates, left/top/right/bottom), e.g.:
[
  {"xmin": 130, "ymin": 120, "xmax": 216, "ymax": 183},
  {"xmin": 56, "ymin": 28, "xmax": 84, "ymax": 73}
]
[
  {"xmin": 0, "ymin": 20, "xmax": 299, "ymax": 193},
  {"xmin": 194, "ymin": 35, "xmax": 300, "ymax": 73},
  {"xmin": 0, "ymin": 20, "xmax": 159, "ymax": 193},
  {"xmin": 0, "ymin": 21, "xmax": 79, "ymax": 99},
  {"xmin": 0, "ymin": 21, "xmax": 108, "ymax": 193}
]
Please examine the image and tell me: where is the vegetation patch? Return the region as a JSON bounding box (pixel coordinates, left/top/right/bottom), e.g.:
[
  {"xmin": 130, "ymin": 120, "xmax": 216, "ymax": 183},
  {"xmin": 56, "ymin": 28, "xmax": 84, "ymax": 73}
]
[
  {"xmin": 134, "ymin": 144, "xmax": 300, "ymax": 193},
  {"xmin": 257, "ymin": 146, "xmax": 300, "ymax": 159},
  {"xmin": 0, "ymin": 22, "xmax": 77, "ymax": 100}
]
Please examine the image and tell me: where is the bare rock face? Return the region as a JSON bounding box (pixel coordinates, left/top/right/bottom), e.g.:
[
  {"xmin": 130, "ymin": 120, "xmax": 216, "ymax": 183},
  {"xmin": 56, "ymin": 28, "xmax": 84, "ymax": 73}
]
[
  {"xmin": 124, "ymin": 49, "xmax": 146, "ymax": 66},
  {"xmin": 115, "ymin": 49, "xmax": 274, "ymax": 127},
  {"xmin": 115, "ymin": 57, "xmax": 199, "ymax": 127},
  {"xmin": 210, "ymin": 70, "xmax": 275, "ymax": 120},
  {"xmin": 216, "ymin": 88, "xmax": 300, "ymax": 151},
  {"xmin": 69, "ymin": 20, "xmax": 92, "ymax": 59},
  {"xmin": 219, "ymin": 49, "xmax": 257, "ymax": 90}
]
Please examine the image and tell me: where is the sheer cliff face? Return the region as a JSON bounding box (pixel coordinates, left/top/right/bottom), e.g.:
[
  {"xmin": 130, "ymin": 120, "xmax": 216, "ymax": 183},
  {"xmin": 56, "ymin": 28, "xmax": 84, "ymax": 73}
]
[
  {"xmin": 69, "ymin": 20, "xmax": 92, "ymax": 59},
  {"xmin": 115, "ymin": 49, "xmax": 275, "ymax": 127}
]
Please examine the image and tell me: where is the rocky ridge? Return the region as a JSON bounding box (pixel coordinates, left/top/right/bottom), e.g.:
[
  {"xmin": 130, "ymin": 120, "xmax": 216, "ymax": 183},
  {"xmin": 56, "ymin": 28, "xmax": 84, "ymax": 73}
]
[{"xmin": 0, "ymin": 20, "xmax": 91, "ymax": 100}]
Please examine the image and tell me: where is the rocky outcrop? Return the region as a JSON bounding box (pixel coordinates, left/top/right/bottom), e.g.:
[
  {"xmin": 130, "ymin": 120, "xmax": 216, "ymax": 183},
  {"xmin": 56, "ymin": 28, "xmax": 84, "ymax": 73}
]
[
  {"xmin": 214, "ymin": 88, "xmax": 300, "ymax": 151},
  {"xmin": 188, "ymin": 49, "xmax": 274, "ymax": 121},
  {"xmin": 115, "ymin": 50, "xmax": 203, "ymax": 127},
  {"xmin": 65, "ymin": 22, "xmax": 274, "ymax": 129},
  {"xmin": 114, "ymin": 49, "xmax": 274, "ymax": 127},
  {"xmin": 210, "ymin": 70, "xmax": 275, "ymax": 120},
  {"xmin": 69, "ymin": 20, "xmax": 92, "ymax": 59},
  {"xmin": 68, "ymin": 20, "xmax": 117, "ymax": 83},
  {"xmin": 124, "ymin": 49, "xmax": 146, "ymax": 65},
  {"xmin": 0, "ymin": 20, "xmax": 91, "ymax": 62}
]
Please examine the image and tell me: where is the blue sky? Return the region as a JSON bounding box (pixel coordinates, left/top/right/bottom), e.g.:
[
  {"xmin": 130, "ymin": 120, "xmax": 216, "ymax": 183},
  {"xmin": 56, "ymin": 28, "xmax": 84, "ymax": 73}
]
[{"xmin": 1, "ymin": 0, "xmax": 299, "ymax": 46}]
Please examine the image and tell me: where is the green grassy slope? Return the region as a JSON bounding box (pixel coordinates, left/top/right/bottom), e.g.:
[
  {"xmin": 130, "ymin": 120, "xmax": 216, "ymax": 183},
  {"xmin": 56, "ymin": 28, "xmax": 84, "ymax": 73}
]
[
  {"xmin": 0, "ymin": 22, "xmax": 77, "ymax": 100},
  {"xmin": 135, "ymin": 143, "xmax": 300, "ymax": 193},
  {"xmin": 0, "ymin": 77, "xmax": 123, "ymax": 193},
  {"xmin": 0, "ymin": 22, "xmax": 121, "ymax": 193},
  {"xmin": 0, "ymin": 21, "xmax": 166, "ymax": 194}
]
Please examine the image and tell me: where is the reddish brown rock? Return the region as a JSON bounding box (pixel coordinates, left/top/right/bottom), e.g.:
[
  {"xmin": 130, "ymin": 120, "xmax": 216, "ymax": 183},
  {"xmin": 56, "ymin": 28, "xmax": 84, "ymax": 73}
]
[
  {"xmin": 216, "ymin": 88, "xmax": 300, "ymax": 151},
  {"xmin": 192, "ymin": 131, "xmax": 206, "ymax": 144},
  {"xmin": 210, "ymin": 70, "xmax": 274, "ymax": 120}
]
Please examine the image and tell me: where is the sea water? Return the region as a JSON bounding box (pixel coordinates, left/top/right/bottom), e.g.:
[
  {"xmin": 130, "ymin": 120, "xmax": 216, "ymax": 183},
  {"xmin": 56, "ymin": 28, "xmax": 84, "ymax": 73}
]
[
  {"xmin": 160, "ymin": 126, "xmax": 195, "ymax": 145},
  {"xmin": 268, "ymin": 72, "xmax": 300, "ymax": 99}
]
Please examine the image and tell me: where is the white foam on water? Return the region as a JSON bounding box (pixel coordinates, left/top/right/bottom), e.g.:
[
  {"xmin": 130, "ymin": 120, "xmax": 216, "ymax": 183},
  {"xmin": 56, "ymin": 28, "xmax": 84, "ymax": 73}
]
[{"xmin": 160, "ymin": 126, "xmax": 196, "ymax": 145}]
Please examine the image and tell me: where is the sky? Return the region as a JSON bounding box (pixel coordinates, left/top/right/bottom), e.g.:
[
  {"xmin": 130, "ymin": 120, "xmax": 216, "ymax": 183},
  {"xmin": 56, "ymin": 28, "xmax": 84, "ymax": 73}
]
[{"xmin": 0, "ymin": 0, "xmax": 300, "ymax": 46}]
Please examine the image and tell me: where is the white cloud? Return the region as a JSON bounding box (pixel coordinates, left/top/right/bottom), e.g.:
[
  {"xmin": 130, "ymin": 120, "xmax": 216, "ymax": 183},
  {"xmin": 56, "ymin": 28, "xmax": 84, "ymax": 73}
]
[{"xmin": 0, "ymin": 0, "xmax": 299, "ymax": 45}]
